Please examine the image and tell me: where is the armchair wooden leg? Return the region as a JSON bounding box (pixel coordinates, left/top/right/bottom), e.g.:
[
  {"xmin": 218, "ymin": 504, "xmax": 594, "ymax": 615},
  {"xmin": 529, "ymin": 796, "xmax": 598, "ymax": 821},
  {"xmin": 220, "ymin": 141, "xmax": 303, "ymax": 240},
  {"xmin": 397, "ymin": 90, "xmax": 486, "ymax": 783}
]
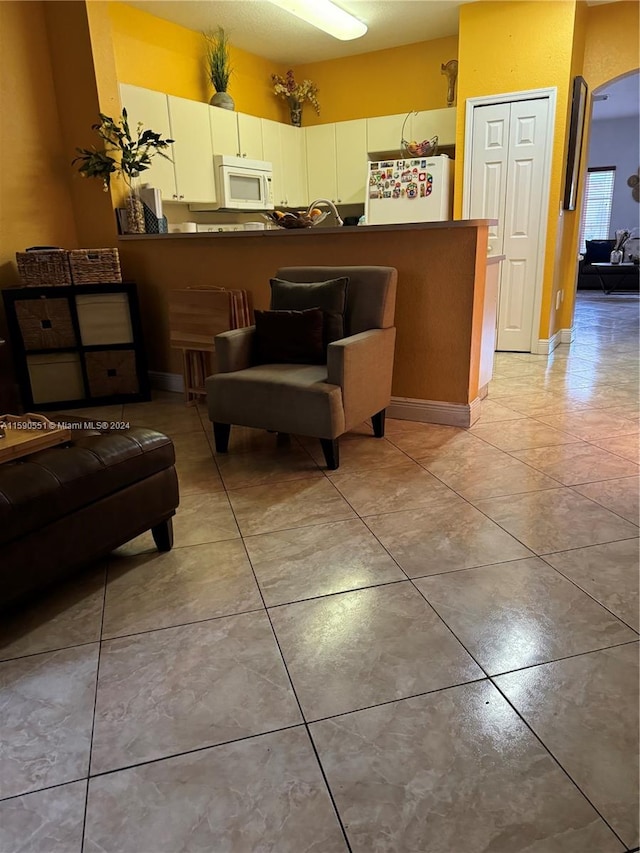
[
  {"xmin": 320, "ymin": 438, "xmax": 339, "ymax": 470},
  {"xmin": 213, "ymin": 422, "xmax": 231, "ymax": 453},
  {"xmin": 152, "ymin": 517, "xmax": 174, "ymax": 552},
  {"xmin": 372, "ymin": 409, "xmax": 386, "ymax": 438}
]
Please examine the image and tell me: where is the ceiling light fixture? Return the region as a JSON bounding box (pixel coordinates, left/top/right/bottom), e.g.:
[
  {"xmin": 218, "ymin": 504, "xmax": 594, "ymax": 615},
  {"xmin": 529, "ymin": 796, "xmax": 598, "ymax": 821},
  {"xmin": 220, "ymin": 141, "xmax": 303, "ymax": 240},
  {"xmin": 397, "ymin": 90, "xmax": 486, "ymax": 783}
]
[{"xmin": 267, "ymin": 0, "xmax": 367, "ymax": 41}]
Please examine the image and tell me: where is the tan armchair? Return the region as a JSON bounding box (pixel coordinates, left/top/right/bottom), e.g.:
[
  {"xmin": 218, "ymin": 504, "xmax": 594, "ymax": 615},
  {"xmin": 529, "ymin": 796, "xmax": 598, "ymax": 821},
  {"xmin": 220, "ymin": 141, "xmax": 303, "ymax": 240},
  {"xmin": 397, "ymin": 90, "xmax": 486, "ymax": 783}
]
[{"xmin": 205, "ymin": 266, "xmax": 397, "ymax": 469}]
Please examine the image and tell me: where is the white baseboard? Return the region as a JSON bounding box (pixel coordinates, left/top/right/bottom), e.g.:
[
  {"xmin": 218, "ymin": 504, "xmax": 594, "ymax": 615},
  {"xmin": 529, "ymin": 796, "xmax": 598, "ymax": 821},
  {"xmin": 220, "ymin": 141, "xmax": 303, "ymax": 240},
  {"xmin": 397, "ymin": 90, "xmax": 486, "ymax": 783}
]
[
  {"xmin": 149, "ymin": 371, "xmax": 184, "ymax": 393},
  {"xmin": 559, "ymin": 326, "xmax": 575, "ymax": 344},
  {"xmin": 533, "ymin": 329, "xmax": 561, "ymax": 355},
  {"xmin": 389, "ymin": 395, "xmax": 483, "ymax": 428}
]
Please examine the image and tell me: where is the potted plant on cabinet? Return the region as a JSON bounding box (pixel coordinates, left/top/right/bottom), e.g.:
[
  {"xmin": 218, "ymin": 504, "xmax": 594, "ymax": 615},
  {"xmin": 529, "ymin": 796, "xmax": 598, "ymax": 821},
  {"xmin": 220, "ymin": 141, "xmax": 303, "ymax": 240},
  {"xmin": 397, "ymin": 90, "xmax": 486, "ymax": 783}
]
[
  {"xmin": 271, "ymin": 69, "xmax": 320, "ymax": 126},
  {"xmin": 205, "ymin": 27, "xmax": 234, "ymax": 110},
  {"xmin": 72, "ymin": 110, "xmax": 174, "ymax": 233}
]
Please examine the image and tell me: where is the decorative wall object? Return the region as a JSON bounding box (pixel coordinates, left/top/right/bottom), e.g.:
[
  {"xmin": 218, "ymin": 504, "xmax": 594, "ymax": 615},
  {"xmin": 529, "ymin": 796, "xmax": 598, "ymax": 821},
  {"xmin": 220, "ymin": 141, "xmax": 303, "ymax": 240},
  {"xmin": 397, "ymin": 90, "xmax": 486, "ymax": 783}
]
[
  {"xmin": 627, "ymin": 168, "xmax": 639, "ymax": 202},
  {"xmin": 441, "ymin": 59, "xmax": 459, "ymax": 108},
  {"xmin": 563, "ymin": 76, "xmax": 588, "ymax": 211}
]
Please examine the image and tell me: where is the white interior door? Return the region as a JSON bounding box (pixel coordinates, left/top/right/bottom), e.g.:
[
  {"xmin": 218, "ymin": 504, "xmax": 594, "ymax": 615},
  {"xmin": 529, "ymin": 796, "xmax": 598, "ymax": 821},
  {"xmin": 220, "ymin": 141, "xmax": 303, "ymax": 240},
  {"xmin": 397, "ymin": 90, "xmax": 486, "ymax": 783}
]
[{"xmin": 468, "ymin": 97, "xmax": 550, "ymax": 351}]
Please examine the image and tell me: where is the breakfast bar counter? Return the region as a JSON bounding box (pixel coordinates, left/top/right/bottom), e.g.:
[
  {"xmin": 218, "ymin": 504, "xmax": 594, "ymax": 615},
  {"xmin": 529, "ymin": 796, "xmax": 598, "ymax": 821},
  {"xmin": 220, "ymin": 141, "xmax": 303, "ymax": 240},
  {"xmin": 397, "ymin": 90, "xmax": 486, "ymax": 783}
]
[{"xmin": 118, "ymin": 219, "xmax": 498, "ymax": 426}]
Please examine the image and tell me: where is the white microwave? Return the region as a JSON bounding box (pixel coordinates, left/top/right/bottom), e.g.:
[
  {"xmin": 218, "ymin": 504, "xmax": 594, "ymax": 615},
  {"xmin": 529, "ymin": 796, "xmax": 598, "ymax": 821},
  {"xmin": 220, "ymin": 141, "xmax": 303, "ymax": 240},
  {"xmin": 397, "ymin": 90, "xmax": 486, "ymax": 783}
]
[{"xmin": 191, "ymin": 155, "xmax": 273, "ymax": 211}]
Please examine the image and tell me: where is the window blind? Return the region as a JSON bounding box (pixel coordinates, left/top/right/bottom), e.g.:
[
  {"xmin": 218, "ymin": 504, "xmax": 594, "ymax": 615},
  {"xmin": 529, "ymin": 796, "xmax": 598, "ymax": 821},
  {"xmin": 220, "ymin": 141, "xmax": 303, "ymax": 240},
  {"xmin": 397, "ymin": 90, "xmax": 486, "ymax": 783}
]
[{"xmin": 579, "ymin": 167, "xmax": 616, "ymax": 253}]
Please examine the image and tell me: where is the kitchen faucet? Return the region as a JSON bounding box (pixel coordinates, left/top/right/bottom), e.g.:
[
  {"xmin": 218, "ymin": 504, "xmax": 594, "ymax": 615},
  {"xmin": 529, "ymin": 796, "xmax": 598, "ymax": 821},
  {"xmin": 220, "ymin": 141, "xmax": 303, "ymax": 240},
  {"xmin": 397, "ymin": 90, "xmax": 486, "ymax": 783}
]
[{"xmin": 306, "ymin": 199, "xmax": 343, "ymax": 226}]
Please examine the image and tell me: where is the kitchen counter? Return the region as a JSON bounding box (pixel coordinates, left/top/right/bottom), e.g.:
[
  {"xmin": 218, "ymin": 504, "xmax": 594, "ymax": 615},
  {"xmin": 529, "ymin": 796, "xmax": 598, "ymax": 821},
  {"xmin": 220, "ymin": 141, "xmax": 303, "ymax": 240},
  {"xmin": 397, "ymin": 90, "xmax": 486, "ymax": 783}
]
[
  {"xmin": 120, "ymin": 220, "xmax": 497, "ymax": 240},
  {"xmin": 118, "ymin": 219, "xmax": 498, "ymax": 426}
]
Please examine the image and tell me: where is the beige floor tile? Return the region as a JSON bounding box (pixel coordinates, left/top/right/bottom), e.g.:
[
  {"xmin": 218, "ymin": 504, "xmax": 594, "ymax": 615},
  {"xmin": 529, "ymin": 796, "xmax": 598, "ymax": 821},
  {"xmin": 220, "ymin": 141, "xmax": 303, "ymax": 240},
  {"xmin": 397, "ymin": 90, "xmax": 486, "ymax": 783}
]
[
  {"xmin": 175, "ymin": 457, "xmax": 225, "ymax": 495},
  {"xmin": 511, "ymin": 443, "xmax": 639, "ymax": 486},
  {"xmin": 591, "ymin": 434, "xmax": 640, "ymax": 464},
  {"xmin": 270, "ymin": 583, "xmax": 483, "ymax": 720},
  {"xmin": 364, "ymin": 501, "xmax": 532, "ymax": 577},
  {"xmin": 91, "ymin": 612, "xmax": 301, "ymax": 774},
  {"xmin": 474, "ymin": 487, "xmax": 638, "ymax": 553},
  {"xmin": 228, "ymin": 477, "xmax": 356, "ymax": 537},
  {"xmin": 422, "ymin": 447, "xmax": 560, "ymax": 500},
  {"xmin": 0, "ymin": 645, "xmax": 98, "ymax": 799},
  {"xmin": 311, "ymin": 681, "xmax": 623, "ymax": 853},
  {"xmin": 473, "ymin": 399, "xmax": 525, "ymax": 422},
  {"xmin": 496, "ymin": 391, "xmax": 593, "ymax": 418},
  {"xmin": 54, "ymin": 404, "xmax": 124, "ymax": 423},
  {"xmin": 173, "ymin": 492, "xmax": 240, "ymax": 546},
  {"xmin": 535, "ymin": 409, "xmax": 638, "ymax": 441},
  {"xmin": 543, "ymin": 539, "xmax": 639, "ymax": 630},
  {"xmin": 414, "ymin": 558, "xmax": 636, "ymax": 675},
  {"xmin": 496, "ymin": 643, "xmax": 639, "ymax": 849},
  {"xmin": 245, "ymin": 519, "xmax": 405, "ymax": 607},
  {"xmin": 387, "ymin": 423, "xmax": 493, "ymax": 460},
  {"xmin": 574, "ymin": 476, "xmax": 640, "ymax": 525},
  {"xmin": 123, "ymin": 398, "xmax": 204, "ymax": 435},
  {"xmin": 216, "ymin": 445, "xmax": 322, "ymax": 489},
  {"xmin": 304, "ymin": 435, "xmax": 410, "ymax": 472},
  {"xmin": 329, "ymin": 460, "xmax": 460, "ymax": 516},
  {"xmin": 0, "ymin": 566, "xmax": 105, "ymax": 662},
  {"xmin": 0, "ymin": 780, "xmax": 87, "ymax": 853},
  {"xmin": 169, "ymin": 430, "xmax": 213, "ymax": 462},
  {"xmin": 208, "ymin": 425, "xmax": 298, "ymax": 455},
  {"xmin": 85, "ymin": 728, "xmax": 347, "ymax": 853},
  {"xmin": 469, "ymin": 418, "xmax": 579, "ymax": 451},
  {"xmin": 103, "ymin": 540, "xmax": 263, "ymax": 638}
]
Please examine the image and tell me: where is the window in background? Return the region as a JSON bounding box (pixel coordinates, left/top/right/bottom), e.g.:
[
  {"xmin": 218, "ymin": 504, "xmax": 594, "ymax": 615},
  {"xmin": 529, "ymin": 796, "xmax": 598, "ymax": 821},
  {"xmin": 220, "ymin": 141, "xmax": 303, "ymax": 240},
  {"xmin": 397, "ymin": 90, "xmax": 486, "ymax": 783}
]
[{"xmin": 579, "ymin": 166, "xmax": 616, "ymax": 253}]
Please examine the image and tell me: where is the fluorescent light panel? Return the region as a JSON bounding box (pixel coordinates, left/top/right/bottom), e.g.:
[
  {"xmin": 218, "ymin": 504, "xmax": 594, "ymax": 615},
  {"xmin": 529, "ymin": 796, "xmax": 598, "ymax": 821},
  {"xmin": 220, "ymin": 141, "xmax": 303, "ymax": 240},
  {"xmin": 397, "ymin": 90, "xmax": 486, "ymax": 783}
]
[{"xmin": 267, "ymin": 0, "xmax": 367, "ymax": 41}]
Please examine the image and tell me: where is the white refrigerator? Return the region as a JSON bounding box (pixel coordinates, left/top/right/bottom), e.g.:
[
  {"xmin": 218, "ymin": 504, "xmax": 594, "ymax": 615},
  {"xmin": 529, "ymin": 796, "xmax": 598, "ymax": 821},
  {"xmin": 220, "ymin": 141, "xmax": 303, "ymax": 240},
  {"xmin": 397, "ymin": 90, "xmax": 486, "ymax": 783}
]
[{"xmin": 365, "ymin": 154, "xmax": 452, "ymax": 225}]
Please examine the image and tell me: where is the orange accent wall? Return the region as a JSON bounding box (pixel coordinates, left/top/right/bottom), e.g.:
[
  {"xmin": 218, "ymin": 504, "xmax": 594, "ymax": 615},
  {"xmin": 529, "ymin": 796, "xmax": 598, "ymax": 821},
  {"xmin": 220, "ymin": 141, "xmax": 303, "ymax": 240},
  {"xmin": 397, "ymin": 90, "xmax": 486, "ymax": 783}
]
[
  {"xmin": 293, "ymin": 36, "xmax": 459, "ymax": 126},
  {"xmin": 108, "ymin": 2, "xmax": 283, "ymax": 121},
  {"xmin": 0, "ymin": 1, "xmax": 78, "ymax": 293}
]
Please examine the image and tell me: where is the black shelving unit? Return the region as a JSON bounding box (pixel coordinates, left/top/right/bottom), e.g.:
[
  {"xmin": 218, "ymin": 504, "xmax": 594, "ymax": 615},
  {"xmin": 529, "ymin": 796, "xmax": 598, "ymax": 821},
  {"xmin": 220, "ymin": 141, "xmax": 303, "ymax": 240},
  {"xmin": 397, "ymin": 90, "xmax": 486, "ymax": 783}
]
[{"xmin": 2, "ymin": 282, "xmax": 150, "ymax": 411}]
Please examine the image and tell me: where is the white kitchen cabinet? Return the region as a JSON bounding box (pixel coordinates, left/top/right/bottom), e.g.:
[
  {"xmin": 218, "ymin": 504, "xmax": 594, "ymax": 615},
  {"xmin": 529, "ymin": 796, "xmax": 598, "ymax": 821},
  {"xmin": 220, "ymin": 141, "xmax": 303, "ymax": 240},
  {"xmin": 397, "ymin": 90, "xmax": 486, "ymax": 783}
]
[
  {"xmin": 167, "ymin": 95, "xmax": 217, "ymax": 203},
  {"xmin": 210, "ymin": 109, "xmax": 263, "ymax": 159},
  {"xmin": 335, "ymin": 119, "xmax": 367, "ymax": 204},
  {"xmin": 261, "ymin": 119, "xmax": 285, "ymax": 205},
  {"xmin": 366, "ymin": 113, "xmax": 406, "ymax": 154},
  {"xmin": 237, "ymin": 113, "xmax": 263, "ymax": 159},
  {"xmin": 118, "ymin": 84, "xmax": 176, "ymax": 201},
  {"xmin": 411, "ymin": 108, "xmax": 456, "ymax": 147},
  {"xmin": 306, "ymin": 124, "xmax": 338, "ymax": 203},
  {"xmin": 281, "ymin": 124, "xmax": 307, "ymax": 207}
]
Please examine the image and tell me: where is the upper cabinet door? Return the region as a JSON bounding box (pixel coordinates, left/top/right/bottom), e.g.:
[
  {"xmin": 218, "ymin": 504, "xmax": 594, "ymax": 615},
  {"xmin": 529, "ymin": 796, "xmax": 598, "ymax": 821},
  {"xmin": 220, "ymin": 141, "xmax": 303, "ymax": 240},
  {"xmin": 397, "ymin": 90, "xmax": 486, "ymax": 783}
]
[
  {"xmin": 119, "ymin": 84, "xmax": 176, "ymax": 200},
  {"xmin": 306, "ymin": 124, "xmax": 337, "ymax": 203},
  {"xmin": 167, "ymin": 96, "xmax": 217, "ymax": 203},
  {"xmin": 261, "ymin": 118, "xmax": 285, "ymax": 206},
  {"xmin": 366, "ymin": 113, "xmax": 406, "ymax": 154},
  {"xmin": 210, "ymin": 107, "xmax": 240, "ymax": 157},
  {"xmin": 335, "ymin": 119, "xmax": 367, "ymax": 204},
  {"xmin": 411, "ymin": 108, "xmax": 457, "ymax": 148},
  {"xmin": 281, "ymin": 125, "xmax": 307, "ymax": 207},
  {"xmin": 237, "ymin": 114, "xmax": 263, "ymax": 160}
]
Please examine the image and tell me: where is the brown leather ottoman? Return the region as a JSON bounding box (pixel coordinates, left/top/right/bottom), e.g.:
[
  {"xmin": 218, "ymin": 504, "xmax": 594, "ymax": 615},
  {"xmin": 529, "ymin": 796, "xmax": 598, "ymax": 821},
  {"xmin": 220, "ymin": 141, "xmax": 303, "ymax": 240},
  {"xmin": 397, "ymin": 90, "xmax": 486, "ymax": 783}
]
[{"xmin": 0, "ymin": 426, "xmax": 179, "ymax": 610}]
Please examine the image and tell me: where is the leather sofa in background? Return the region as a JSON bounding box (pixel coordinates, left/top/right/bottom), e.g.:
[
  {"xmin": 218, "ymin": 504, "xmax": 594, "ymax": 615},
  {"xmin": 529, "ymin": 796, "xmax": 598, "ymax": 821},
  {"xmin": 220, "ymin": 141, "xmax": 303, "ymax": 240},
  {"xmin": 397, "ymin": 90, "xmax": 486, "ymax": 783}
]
[
  {"xmin": 577, "ymin": 239, "xmax": 616, "ymax": 290},
  {"xmin": 0, "ymin": 425, "xmax": 179, "ymax": 610}
]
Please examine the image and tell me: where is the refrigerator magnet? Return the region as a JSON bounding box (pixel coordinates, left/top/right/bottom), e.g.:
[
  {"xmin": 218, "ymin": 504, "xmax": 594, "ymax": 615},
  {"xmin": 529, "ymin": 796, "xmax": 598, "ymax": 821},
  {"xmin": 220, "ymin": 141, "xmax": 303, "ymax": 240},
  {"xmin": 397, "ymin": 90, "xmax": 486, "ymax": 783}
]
[
  {"xmin": 407, "ymin": 182, "xmax": 418, "ymax": 198},
  {"xmin": 419, "ymin": 173, "xmax": 426, "ymax": 182}
]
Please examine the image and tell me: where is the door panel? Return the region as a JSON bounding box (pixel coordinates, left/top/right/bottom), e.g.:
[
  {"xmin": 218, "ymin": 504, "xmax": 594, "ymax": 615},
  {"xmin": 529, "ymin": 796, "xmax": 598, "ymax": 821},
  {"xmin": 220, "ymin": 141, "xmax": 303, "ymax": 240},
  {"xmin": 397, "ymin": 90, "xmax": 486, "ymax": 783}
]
[
  {"xmin": 262, "ymin": 119, "xmax": 285, "ymax": 206},
  {"xmin": 168, "ymin": 96, "xmax": 217, "ymax": 203},
  {"xmin": 238, "ymin": 113, "xmax": 263, "ymax": 160},
  {"xmin": 469, "ymin": 104, "xmax": 509, "ymax": 257},
  {"xmin": 119, "ymin": 85, "xmax": 176, "ymax": 200},
  {"xmin": 335, "ymin": 119, "xmax": 367, "ymax": 204}
]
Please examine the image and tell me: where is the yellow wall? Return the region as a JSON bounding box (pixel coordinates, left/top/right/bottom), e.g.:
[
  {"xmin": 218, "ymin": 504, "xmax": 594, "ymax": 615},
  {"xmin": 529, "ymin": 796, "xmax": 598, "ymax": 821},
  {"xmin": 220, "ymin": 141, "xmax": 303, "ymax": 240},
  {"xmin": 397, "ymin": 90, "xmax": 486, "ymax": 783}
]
[
  {"xmin": 294, "ymin": 36, "xmax": 458, "ymax": 126},
  {"xmin": 108, "ymin": 2, "xmax": 283, "ymax": 121},
  {"xmin": 455, "ymin": 1, "xmax": 578, "ymax": 342},
  {"xmin": 583, "ymin": 1, "xmax": 640, "ymax": 90},
  {"xmin": 0, "ymin": 1, "xmax": 78, "ymax": 293}
]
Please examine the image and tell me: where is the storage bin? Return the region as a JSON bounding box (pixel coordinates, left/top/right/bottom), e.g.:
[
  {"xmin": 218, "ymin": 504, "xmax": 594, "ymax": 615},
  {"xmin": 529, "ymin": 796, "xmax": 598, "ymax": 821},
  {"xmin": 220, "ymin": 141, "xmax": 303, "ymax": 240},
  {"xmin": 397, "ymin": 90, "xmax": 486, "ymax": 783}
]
[
  {"xmin": 16, "ymin": 250, "xmax": 72, "ymax": 287},
  {"xmin": 15, "ymin": 297, "xmax": 76, "ymax": 350},
  {"xmin": 69, "ymin": 248, "xmax": 122, "ymax": 284},
  {"xmin": 76, "ymin": 293, "xmax": 133, "ymax": 346},
  {"xmin": 27, "ymin": 353, "xmax": 85, "ymax": 404},
  {"xmin": 85, "ymin": 349, "xmax": 139, "ymax": 397}
]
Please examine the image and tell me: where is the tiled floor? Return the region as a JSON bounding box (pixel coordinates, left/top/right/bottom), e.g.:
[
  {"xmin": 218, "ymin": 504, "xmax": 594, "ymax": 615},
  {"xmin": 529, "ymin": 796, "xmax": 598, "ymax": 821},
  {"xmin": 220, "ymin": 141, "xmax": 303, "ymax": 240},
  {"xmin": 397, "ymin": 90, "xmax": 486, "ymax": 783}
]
[{"xmin": 1, "ymin": 292, "xmax": 638, "ymax": 852}]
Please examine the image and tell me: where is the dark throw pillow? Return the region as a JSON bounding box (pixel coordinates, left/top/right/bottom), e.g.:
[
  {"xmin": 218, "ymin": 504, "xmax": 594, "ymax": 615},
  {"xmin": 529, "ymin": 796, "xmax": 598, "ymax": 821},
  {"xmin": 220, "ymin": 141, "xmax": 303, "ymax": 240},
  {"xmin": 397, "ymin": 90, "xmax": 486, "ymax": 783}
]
[
  {"xmin": 269, "ymin": 277, "xmax": 349, "ymax": 345},
  {"xmin": 584, "ymin": 239, "xmax": 616, "ymax": 265},
  {"xmin": 253, "ymin": 308, "xmax": 325, "ymax": 365}
]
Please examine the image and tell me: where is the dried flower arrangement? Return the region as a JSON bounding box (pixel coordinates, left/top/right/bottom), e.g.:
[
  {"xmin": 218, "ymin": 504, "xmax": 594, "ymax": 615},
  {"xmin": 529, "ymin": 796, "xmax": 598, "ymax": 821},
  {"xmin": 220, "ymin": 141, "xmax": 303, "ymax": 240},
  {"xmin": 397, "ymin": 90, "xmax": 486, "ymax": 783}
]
[{"xmin": 271, "ymin": 69, "xmax": 320, "ymax": 121}]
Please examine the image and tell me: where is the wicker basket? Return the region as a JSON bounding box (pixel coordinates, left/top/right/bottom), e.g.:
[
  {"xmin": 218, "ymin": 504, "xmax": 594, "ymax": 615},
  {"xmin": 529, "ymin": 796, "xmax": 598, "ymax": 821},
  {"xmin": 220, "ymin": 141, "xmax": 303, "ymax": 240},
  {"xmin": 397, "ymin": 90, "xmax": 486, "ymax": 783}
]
[
  {"xmin": 85, "ymin": 349, "xmax": 138, "ymax": 397},
  {"xmin": 15, "ymin": 297, "xmax": 76, "ymax": 350},
  {"xmin": 69, "ymin": 248, "xmax": 122, "ymax": 285},
  {"xmin": 16, "ymin": 250, "xmax": 72, "ymax": 287}
]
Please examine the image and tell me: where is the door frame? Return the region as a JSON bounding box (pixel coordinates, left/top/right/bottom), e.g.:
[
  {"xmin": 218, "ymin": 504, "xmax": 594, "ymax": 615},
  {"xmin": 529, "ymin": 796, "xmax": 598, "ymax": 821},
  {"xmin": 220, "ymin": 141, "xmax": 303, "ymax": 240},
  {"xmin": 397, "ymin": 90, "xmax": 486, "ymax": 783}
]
[{"xmin": 462, "ymin": 87, "xmax": 557, "ymax": 353}]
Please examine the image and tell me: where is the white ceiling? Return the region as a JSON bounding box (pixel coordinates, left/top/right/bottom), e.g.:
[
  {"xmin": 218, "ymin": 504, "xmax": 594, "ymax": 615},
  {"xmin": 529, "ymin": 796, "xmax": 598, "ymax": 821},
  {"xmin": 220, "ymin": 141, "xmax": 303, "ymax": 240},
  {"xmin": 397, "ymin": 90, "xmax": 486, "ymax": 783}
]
[
  {"xmin": 592, "ymin": 72, "xmax": 640, "ymax": 120},
  {"xmin": 125, "ymin": 0, "xmax": 472, "ymax": 64}
]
